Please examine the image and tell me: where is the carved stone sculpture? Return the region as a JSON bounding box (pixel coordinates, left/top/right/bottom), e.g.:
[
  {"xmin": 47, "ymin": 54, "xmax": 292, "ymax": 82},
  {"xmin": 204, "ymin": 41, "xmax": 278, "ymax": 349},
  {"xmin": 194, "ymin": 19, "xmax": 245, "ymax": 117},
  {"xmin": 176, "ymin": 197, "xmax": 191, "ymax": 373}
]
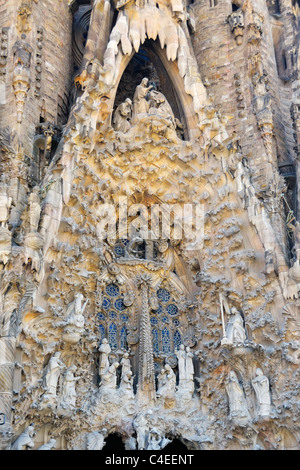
[
  {"xmin": 113, "ymin": 98, "xmax": 132, "ymax": 133},
  {"xmin": 28, "ymin": 186, "xmax": 41, "ymax": 233},
  {"xmin": 11, "ymin": 423, "xmax": 35, "ymax": 450},
  {"xmin": 86, "ymin": 429, "xmax": 107, "ymax": 450},
  {"xmin": 156, "ymin": 364, "xmax": 176, "ymax": 400},
  {"xmin": 221, "ymin": 307, "xmax": 247, "ymax": 347},
  {"xmin": 132, "ymin": 77, "xmax": 153, "ymax": 122},
  {"xmin": 100, "ymin": 361, "xmax": 119, "ymax": 390},
  {"xmin": 40, "ymin": 352, "xmax": 65, "ymax": 408},
  {"xmin": 252, "ymin": 368, "xmax": 271, "ymax": 417},
  {"xmin": 98, "ymin": 338, "xmax": 111, "ymax": 378},
  {"xmin": 60, "ymin": 365, "xmax": 80, "ymax": 411},
  {"xmin": 62, "ymin": 293, "xmax": 87, "ymax": 344},
  {"xmin": 37, "ymin": 438, "xmax": 57, "ymax": 450},
  {"xmin": 0, "ymin": 177, "xmax": 12, "ymax": 227},
  {"xmin": 225, "ymin": 371, "xmax": 250, "ymax": 424}
]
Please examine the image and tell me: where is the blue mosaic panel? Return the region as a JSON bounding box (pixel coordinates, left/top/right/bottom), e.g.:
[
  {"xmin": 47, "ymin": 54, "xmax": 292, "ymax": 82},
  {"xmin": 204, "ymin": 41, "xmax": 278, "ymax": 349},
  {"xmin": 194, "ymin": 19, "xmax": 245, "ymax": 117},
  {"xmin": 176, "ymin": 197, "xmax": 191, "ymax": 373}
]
[
  {"xmin": 121, "ymin": 314, "xmax": 129, "ymax": 322},
  {"xmin": 173, "ymin": 330, "xmax": 182, "ymax": 350},
  {"xmin": 108, "ymin": 310, "xmax": 117, "ymax": 319},
  {"xmin": 120, "ymin": 326, "xmax": 127, "ymax": 349},
  {"xmin": 102, "ymin": 297, "xmax": 111, "ymax": 310},
  {"xmin": 166, "ymin": 303, "xmax": 178, "ymax": 316},
  {"xmin": 97, "ymin": 312, "xmax": 105, "ymax": 321},
  {"xmin": 105, "ymin": 284, "xmax": 120, "ymax": 297},
  {"xmin": 162, "ymin": 315, "xmax": 169, "ymax": 324},
  {"xmin": 173, "ymin": 318, "xmax": 180, "ymax": 327},
  {"xmin": 157, "ymin": 288, "xmax": 171, "ymax": 302},
  {"xmin": 108, "ymin": 323, "xmax": 117, "ymax": 349},
  {"xmin": 114, "ymin": 298, "xmax": 126, "ymax": 311},
  {"xmin": 162, "ymin": 327, "xmax": 171, "ymax": 353},
  {"xmin": 150, "ymin": 316, "xmax": 158, "ymax": 325},
  {"xmin": 152, "ymin": 328, "xmax": 159, "ymax": 354}
]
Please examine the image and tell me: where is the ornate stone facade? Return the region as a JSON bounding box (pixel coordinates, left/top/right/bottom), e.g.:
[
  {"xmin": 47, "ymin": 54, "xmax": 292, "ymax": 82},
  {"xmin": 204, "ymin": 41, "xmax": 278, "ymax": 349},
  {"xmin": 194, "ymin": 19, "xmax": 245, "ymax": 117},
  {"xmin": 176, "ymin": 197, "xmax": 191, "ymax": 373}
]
[{"xmin": 0, "ymin": 0, "xmax": 299, "ymax": 451}]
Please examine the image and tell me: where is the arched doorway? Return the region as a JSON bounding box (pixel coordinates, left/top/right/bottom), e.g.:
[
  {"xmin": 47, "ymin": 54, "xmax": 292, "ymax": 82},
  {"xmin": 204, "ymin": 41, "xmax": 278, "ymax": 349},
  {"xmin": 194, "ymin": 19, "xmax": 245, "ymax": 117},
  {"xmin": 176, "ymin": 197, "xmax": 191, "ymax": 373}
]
[{"xmin": 104, "ymin": 433, "xmax": 126, "ymax": 451}]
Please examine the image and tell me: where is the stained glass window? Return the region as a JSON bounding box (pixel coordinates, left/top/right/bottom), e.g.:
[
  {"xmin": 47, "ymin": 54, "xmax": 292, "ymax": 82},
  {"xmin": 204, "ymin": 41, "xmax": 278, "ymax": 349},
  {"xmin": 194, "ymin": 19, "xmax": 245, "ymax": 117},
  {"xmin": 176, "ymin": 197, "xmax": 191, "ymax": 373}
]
[
  {"xmin": 149, "ymin": 287, "xmax": 182, "ymax": 355},
  {"xmin": 173, "ymin": 330, "xmax": 181, "ymax": 351},
  {"xmin": 152, "ymin": 328, "xmax": 159, "ymax": 354},
  {"xmin": 99, "ymin": 324, "xmax": 105, "ymax": 341},
  {"xmin": 162, "ymin": 327, "xmax": 171, "ymax": 353},
  {"xmin": 120, "ymin": 326, "xmax": 127, "ymax": 349},
  {"xmin": 98, "ymin": 283, "xmax": 130, "ymax": 350},
  {"xmin": 105, "ymin": 283, "xmax": 119, "ymax": 297},
  {"xmin": 108, "ymin": 323, "xmax": 117, "ymax": 349}
]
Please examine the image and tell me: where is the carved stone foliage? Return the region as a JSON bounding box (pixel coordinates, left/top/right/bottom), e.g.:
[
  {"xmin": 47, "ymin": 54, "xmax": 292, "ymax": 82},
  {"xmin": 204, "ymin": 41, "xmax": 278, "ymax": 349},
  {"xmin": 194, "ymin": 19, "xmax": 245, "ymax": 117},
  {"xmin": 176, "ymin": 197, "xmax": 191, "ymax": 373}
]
[{"xmin": 1, "ymin": 0, "xmax": 299, "ymax": 452}]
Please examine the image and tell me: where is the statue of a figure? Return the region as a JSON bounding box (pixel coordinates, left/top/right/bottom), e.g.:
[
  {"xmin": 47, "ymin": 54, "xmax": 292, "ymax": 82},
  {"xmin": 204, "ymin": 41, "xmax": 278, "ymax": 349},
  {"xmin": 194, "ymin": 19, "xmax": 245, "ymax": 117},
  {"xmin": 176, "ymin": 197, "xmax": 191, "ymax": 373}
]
[
  {"xmin": 86, "ymin": 429, "xmax": 107, "ymax": 450},
  {"xmin": 157, "ymin": 364, "xmax": 176, "ymax": 398},
  {"xmin": 222, "ymin": 307, "xmax": 247, "ymax": 346},
  {"xmin": 100, "ymin": 361, "xmax": 119, "ymax": 390},
  {"xmin": 28, "ymin": 186, "xmax": 41, "ymax": 232},
  {"xmin": 119, "ymin": 370, "xmax": 134, "ymax": 398},
  {"xmin": 133, "ymin": 410, "xmax": 152, "ymax": 450},
  {"xmin": 175, "ymin": 345, "xmax": 195, "ymax": 397},
  {"xmin": 0, "ymin": 177, "xmax": 12, "ymax": 227},
  {"xmin": 148, "ymin": 90, "xmax": 176, "ymax": 127},
  {"xmin": 60, "ymin": 365, "xmax": 80, "ymax": 410},
  {"xmin": 252, "ymin": 368, "xmax": 271, "ymax": 417},
  {"xmin": 43, "ymin": 352, "xmax": 65, "ymax": 396},
  {"xmin": 132, "ymin": 77, "xmax": 153, "ymax": 120},
  {"xmin": 175, "ymin": 344, "xmax": 186, "ymax": 383},
  {"xmin": 98, "ymin": 338, "xmax": 111, "ymax": 378},
  {"xmin": 147, "ymin": 428, "xmax": 171, "ymax": 450},
  {"xmin": 11, "ymin": 423, "xmax": 35, "ymax": 450},
  {"xmin": 37, "ymin": 438, "xmax": 57, "ymax": 450},
  {"xmin": 225, "ymin": 371, "xmax": 250, "ymax": 423},
  {"xmin": 113, "ymin": 98, "xmax": 132, "ymax": 133},
  {"xmin": 65, "ymin": 293, "xmax": 87, "ymax": 329},
  {"xmin": 120, "ymin": 351, "xmax": 132, "ymax": 379}
]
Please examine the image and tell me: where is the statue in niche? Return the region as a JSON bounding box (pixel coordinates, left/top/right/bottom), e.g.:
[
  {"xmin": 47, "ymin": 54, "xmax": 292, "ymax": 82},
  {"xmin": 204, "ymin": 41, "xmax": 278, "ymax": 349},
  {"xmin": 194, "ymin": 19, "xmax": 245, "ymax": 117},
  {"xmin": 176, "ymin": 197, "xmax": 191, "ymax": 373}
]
[
  {"xmin": 100, "ymin": 361, "xmax": 119, "ymax": 390},
  {"xmin": 12, "ymin": 37, "xmax": 33, "ymax": 70},
  {"xmin": 252, "ymin": 368, "xmax": 271, "ymax": 417},
  {"xmin": 225, "ymin": 371, "xmax": 250, "ymax": 424},
  {"xmin": 132, "ymin": 77, "xmax": 153, "ymax": 121},
  {"xmin": 0, "ymin": 176, "xmax": 12, "ymax": 228},
  {"xmin": 16, "ymin": 2, "xmax": 32, "ymax": 33},
  {"xmin": 113, "ymin": 98, "xmax": 132, "ymax": 133},
  {"xmin": 86, "ymin": 429, "xmax": 107, "ymax": 450},
  {"xmin": 42, "ymin": 352, "xmax": 65, "ymax": 401},
  {"xmin": 37, "ymin": 438, "xmax": 57, "ymax": 450},
  {"xmin": 221, "ymin": 306, "xmax": 247, "ymax": 347},
  {"xmin": 60, "ymin": 365, "xmax": 80, "ymax": 410},
  {"xmin": 28, "ymin": 186, "xmax": 41, "ymax": 232},
  {"xmin": 98, "ymin": 338, "xmax": 111, "ymax": 378},
  {"xmin": 11, "ymin": 423, "xmax": 35, "ymax": 450}
]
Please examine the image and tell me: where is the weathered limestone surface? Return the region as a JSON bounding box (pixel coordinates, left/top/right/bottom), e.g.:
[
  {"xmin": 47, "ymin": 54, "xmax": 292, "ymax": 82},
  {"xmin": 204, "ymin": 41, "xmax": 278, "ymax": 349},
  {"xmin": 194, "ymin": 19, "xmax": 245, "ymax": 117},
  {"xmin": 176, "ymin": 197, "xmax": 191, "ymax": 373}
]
[{"xmin": 0, "ymin": 0, "xmax": 299, "ymax": 450}]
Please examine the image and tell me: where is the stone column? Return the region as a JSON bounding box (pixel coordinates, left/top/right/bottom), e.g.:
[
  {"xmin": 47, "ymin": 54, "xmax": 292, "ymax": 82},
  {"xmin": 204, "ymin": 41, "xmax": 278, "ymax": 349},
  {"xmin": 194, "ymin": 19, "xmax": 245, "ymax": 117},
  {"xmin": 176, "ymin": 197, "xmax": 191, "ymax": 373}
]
[{"xmin": 0, "ymin": 337, "xmax": 15, "ymax": 449}]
